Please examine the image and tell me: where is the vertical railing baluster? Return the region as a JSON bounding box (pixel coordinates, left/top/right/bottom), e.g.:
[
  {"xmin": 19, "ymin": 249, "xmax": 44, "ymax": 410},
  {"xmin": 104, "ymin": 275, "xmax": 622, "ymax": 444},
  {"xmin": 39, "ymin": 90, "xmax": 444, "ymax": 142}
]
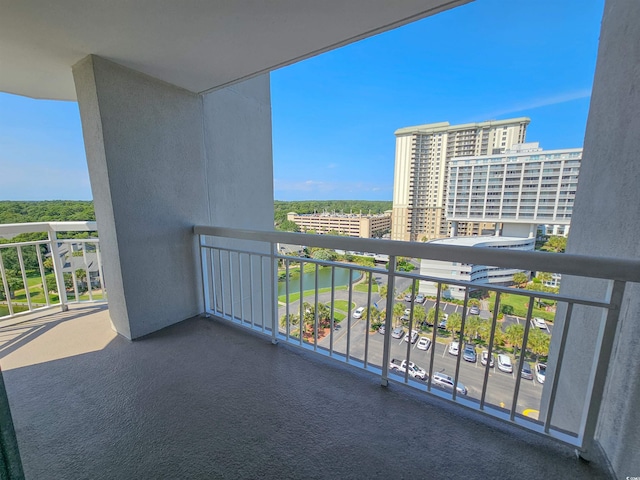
[
  {"xmin": 270, "ymin": 243, "xmax": 278, "ymax": 343},
  {"xmin": 211, "ymin": 248, "xmax": 219, "ymax": 316},
  {"xmin": 35, "ymin": 242, "xmax": 50, "ymax": 307},
  {"xmin": 229, "ymin": 251, "xmax": 236, "ymax": 322},
  {"xmin": 329, "ymin": 266, "xmax": 335, "ymax": 356},
  {"xmin": 81, "ymin": 242, "xmax": 93, "ymax": 302},
  {"xmin": 285, "ymin": 259, "xmax": 290, "ymax": 340},
  {"xmin": 239, "ymin": 253, "xmax": 245, "ymax": 324},
  {"xmin": 199, "ymin": 236, "xmax": 210, "ymax": 314},
  {"xmin": 249, "ymin": 254, "xmax": 255, "ymax": 328},
  {"xmin": 511, "ymin": 300, "xmax": 535, "ymax": 420},
  {"xmin": 218, "ymin": 249, "xmax": 225, "ymax": 317},
  {"xmin": 346, "ymin": 267, "xmax": 353, "ymax": 363},
  {"xmin": 96, "ymin": 241, "xmax": 107, "ymax": 301},
  {"xmin": 0, "ymin": 250, "xmax": 14, "ymax": 317},
  {"xmin": 16, "ymin": 246, "xmax": 32, "ymax": 311},
  {"xmin": 299, "ymin": 259, "xmax": 304, "ymax": 345},
  {"xmin": 452, "ymin": 289, "xmax": 470, "ymax": 401},
  {"xmin": 364, "ymin": 271, "xmax": 373, "ymax": 368},
  {"xmin": 427, "ymin": 283, "xmax": 442, "ymax": 392},
  {"xmin": 260, "ymin": 255, "xmax": 266, "ymax": 333},
  {"xmin": 381, "ymin": 256, "xmax": 396, "ymax": 386},
  {"xmin": 480, "ymin": 291, "xmax": 501, "ymax": 409},
  {"xmin": 313, "ymin": 264, "xmax": 319, "ymax": 351},
  {"xmin": 48, "ymin": 230, "xmax": 67, "ymax": 311}
]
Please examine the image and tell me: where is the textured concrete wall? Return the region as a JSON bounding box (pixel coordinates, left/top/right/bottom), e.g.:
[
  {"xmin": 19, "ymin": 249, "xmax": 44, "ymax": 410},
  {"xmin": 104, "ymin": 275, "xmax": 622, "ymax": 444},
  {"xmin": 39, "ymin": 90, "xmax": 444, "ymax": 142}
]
[
  {"xmin": 73, "ymin": 57, "xmax": 274, "ymax": 339},
  {"xmin": 544, "ymin": 0, "xmax": 640, "ymax": 476}
]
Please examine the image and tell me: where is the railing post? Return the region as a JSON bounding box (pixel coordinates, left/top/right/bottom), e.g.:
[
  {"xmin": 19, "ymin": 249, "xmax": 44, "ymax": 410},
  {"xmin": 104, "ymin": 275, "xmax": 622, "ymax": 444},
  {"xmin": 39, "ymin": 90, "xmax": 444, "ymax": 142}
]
[
  {"xmin": 48, "ymin": 230, "xmax": 68, "ymax": 311},
  {"xmin": 381, "ymin": 255, "xmax": 396, "ymax": 387},
  {"xmin": 199, "ymin": 234, "xmax": 210, "ymax": 316},
  {"xmin": 270, "ymin": 242, "xmax": 278, "ymax": 345},
  {"xmin": 578, "ymin": 280, "xmax": 626, "ymax": 460}
]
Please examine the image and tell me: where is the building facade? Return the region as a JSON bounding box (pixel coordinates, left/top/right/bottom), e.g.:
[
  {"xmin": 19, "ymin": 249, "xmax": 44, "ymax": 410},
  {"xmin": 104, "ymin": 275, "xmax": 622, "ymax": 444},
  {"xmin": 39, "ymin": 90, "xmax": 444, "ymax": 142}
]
[
  {"xmin": 419, "ymin": 235, "xmax": 535, "ymax": 300},
  {"xmin": 447, "ymin": 143, "xmax": 581, "ymax": 230},
  {"xmin": 287, "ymin": 211, "xmax": 391, "ymax": 238},
  {"xmin": 392, "ymin": 118, "xmax": 530, "ymax": 242}
]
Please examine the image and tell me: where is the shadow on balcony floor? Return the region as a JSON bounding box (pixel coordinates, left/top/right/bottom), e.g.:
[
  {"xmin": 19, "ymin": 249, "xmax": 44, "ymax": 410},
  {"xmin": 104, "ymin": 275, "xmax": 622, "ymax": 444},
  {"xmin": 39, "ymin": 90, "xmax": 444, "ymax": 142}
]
[{"xmin": 0, "ymin": 307, "xmax": 609, "ymax": 479}]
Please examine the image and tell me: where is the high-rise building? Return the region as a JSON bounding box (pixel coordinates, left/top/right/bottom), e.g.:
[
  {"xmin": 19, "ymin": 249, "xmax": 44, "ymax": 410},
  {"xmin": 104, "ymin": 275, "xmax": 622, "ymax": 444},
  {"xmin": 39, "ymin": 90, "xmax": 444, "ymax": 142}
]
[
  {"xmin": 446, "ymin": 142, "xmax": 581, "ymax": 235},
  {"xmin": 391, "ymin": 118, "xmax": 530, "ymax": 242}
]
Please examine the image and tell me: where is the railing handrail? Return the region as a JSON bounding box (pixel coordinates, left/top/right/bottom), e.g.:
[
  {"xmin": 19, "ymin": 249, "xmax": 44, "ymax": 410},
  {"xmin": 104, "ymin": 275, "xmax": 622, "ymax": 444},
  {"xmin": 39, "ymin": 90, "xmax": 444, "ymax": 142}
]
[
  {"xmin": 0, "ymin": 221, "xmax": 97, "ymax": 236},
  {"xmin": 194, "ymin": 226, "xmax": 640, "ymax": 283}
]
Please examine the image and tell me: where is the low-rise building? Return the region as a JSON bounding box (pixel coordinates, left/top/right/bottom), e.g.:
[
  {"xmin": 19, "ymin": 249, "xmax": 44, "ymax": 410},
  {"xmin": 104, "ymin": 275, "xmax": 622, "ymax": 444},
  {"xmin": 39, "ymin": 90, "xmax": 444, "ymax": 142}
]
[
  {"xmin": 287, "ymin": 211, "xmax": 391, "ymax": 238},
  {"xmin": 420, "ymin": 235, "xmax": 535, "ymax": 300}
]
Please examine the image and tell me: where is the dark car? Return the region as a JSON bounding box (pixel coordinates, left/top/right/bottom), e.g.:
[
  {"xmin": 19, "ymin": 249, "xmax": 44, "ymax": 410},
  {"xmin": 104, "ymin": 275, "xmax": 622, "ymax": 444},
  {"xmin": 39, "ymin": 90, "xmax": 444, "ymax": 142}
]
[
  {"xmin": 462, "ymin": 344, "xmax": 477, "ymax": 363},
  {"xmin": 520, "ymin": 361, "xmax": 533, "ymax": 380}
]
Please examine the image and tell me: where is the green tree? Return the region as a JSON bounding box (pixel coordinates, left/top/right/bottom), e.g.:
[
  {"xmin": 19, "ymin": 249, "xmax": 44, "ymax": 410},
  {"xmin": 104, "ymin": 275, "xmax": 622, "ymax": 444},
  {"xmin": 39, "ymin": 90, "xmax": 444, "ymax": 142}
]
[
  {"xmin": 504, "ymin": 323, "xmax": 525, "ymax": 355},
  {"xmin": 0, "ymin": 274, "xmax": 23, "ymax": 300},
  {"xmin": 476, "ymin": 319, "xmax": 493, "ymax": 342},
  {"xmin": 542, "ymin": 236, "xmax": 567, "ymax": 253},
  {"xmin": 501, "ymin": 304, "xmax": 515, "ymax": 316},
  {"xmin": 535, "ymin": 272, "xmax": 552, "ymax": 284},
  {"xmin": 277, "ymin": 220, "xmax": 300, "ymax": 232},
  {"xmin": 392, "ymin": 302, "xmax": 405, "ymax": 327},
  {"xmin": 412, "ymin": 305, "xmax": 427, "ymax": 327},
  {"xmin": 512, "ymin": 272, "xmax": 528, "ymax": 288},
  {"xmin": 426, "ymin": 307, "xmax": 444, "ymax": 326},
  {"xmin": 465, "ymin": 315, "xmax": 481, "ymax": 342},
  {"xmin": 527, "ymin": 328, "xmax": 550, "ymax": 361},
  {"xmin": 280, "ymin": 313, "xmax": 300, "ymax": 328},
  {"xmin": 311, "ymin": 249, "xmax": 337, "ymax": 261},
  {"xmin": 446, "ymin": 312, "xmax": 462, "ymax": 336}
]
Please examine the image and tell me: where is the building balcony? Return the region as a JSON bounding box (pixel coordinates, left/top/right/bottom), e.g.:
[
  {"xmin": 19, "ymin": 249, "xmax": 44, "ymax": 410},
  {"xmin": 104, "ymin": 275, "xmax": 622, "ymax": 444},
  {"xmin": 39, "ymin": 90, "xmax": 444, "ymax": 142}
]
[{"xmin": 1, "ymin": 222, "xmax": 636, "ymax": 479}]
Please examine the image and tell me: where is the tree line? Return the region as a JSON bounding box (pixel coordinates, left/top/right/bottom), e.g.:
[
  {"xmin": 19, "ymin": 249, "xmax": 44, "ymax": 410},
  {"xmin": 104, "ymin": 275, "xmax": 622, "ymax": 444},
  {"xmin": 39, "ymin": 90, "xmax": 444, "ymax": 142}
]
[{"xmin": 274, "ymin": 200, "xmax": 392, "ymax": 228}]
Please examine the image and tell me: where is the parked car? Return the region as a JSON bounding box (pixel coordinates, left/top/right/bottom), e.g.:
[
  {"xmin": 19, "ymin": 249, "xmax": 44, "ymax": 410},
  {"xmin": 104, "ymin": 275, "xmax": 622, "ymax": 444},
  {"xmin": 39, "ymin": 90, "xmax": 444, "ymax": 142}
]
[
  {"xmin": 415, "ymin": 293, "xmax": 425, "ymax": 304},
  {"xmin": 353, "ymin": 306, "xmax": 365, "ymax": 319},
  {"xmin": 389, "ymin": 358, "xmax": 427, "ymax": 380},
  {"xmin": 404, "ymin": 329, "xmax": 419, "ymax": 344},
  {"xmin": 391, "ymin": 327, "xmax": 404, "ymax": 339},
  {"xmin": 469, "ymin": 305, "xmax": 480, "ymax": 315},
  {"xmin": 532, "ymin": 317, "xmax": 547, "ymax": 329},
  {"xmin": 378, "ymin": 324, "xmax": 385, "ymax": 335},
  {"xmin": 521, "ymin": 361, "xmax": 533, "ymax": 380},
  {"xmin": 431, "ymin": 372, "xmax": 468, "ymax": 396},
  {"xmin": 497, "ymin": 354, "xmax": 513, "ymax": 373},
  {"xmin": 404, "ymin": 293, "xmax": 413, "ymax": 302},
  {"xmin": 404, "ymin": 308, "xmax": 411, "ymax": 316},
  {"xmin": 481, "ymin": 350, "xmax": 494, "ymax": 368},
  {"xmin": 536, "ymin": 363, "xmax": 547, "ymax": 384},
  {"xmin": 448, "ymin": 341, "xmax": 460, "ymax": 356},
  {"xmin": 438, "ymin": 315, "xmax": 448, "ymax": 329},
  {"xmin": 417, "ymin": 336, "xmax": 431, "ymax": 351},
  {"xmin": 462, "ymin": 344, "xmax": 477, "ymax": 363}
]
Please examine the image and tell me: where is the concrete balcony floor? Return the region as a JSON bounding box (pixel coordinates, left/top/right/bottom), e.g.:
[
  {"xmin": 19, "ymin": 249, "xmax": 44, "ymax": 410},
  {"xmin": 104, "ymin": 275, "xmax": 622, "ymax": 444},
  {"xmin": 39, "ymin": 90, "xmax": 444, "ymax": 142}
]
[{"xmin": 0, "ymin": 305, "xmax": 609, "ymax": 479}]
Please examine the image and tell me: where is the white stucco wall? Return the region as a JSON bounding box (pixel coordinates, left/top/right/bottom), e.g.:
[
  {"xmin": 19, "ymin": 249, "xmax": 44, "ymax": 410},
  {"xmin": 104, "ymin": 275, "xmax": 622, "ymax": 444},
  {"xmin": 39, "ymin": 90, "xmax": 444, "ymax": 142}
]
[
  {"xmin": 543, "ymin": 0, "xmax": 640, "ymax": 476},
  {"xmin": 73, "ymin": 56, "xmax": 273, "ymax": 339}
]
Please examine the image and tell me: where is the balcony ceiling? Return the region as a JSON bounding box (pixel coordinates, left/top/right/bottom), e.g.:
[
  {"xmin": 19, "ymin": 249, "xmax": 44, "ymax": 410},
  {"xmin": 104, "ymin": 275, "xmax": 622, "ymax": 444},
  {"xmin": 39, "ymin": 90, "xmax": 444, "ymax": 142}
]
[{"xmin": 0, "ymin": 0, "xmax": 469, "ymax": 101}]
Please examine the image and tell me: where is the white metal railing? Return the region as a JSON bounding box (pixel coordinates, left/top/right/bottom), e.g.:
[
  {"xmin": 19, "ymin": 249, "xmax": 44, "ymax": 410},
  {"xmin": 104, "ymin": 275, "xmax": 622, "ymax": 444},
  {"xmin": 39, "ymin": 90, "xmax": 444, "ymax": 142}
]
[
  {"xmin": 0, "ymin": 222, "xmax": 106, "ymax": 320},
  {"xmin": 194, "ymin": 225, "xmax": 640, "ymax": 458}
]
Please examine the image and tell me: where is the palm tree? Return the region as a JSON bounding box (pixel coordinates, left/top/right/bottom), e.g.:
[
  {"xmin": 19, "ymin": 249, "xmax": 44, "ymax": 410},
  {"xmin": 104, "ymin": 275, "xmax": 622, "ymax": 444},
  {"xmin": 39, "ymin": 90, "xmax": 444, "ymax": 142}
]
[
  {"xmin": 392, "ymin": 302, "xmax": 405, "ymax": 327},
  {"xmin": 412, "ymin": 305, "xmax": 427, "ymax": 327},
  {"xmin": 512, "ymin": 272, "xmax": 529, "ymax": 288},
  {"xmin": 505, "ymin": 323, "xmax": 525, "ymax": 355},
  {"xmin": 446, "ymin": 312, "xmax": 462, "ymax": 337},
  {"xmin": 528, "ymin": 328, "xmax": 550, "ymax": 361},
  {"xmin": 426, "ymin": 307, "xmax": 444, "ymax": 326}
]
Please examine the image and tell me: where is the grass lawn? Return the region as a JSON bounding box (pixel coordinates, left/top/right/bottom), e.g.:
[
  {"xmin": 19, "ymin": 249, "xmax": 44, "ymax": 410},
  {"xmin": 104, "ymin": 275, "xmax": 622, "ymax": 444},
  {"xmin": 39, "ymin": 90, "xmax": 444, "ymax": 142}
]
[
  {"xmin": 333, "ymin": 300, "xmax": 355, "ymax": 312},
  {"xmin": 489, "ymin": 291, "xmax": 556, "ymax": 322},
  {"xmin": 354, "ymin": 283, "xmax": 379, "ymax": 293},
  {"xmin": 278, "ymin": 286, "xmax": 347, "ymax": 303}
]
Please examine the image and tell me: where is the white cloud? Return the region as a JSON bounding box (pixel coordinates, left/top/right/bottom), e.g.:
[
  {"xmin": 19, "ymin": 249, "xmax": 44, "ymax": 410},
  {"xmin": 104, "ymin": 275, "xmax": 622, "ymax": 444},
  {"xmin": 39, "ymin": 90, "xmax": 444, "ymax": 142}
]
[{"xmin": 478, "ymin": 89, "xmax": 592, "ymax": 119}]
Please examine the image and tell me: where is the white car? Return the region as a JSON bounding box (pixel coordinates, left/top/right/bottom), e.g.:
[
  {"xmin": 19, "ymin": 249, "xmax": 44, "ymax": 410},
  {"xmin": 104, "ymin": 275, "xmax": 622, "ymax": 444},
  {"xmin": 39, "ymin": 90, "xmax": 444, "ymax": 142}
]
[
  {"xmin": 353, "ymin": 306, "xmax": 366, "ymax": 319},
  {"xmin": 497, "ymin": 354, "xmax": 513, "ymax": 373},
  {"xmin": 431, "ymin": 372, "xmax": 467, "ymax": 396},
  {"xmin": 415, "ymin": 294, "xmax": 425, "ymax": 304},
  {"xmin": 481, "ymin": 350, "xmax": 494, "ymax": 368},
  {"xmin": 417, "ymin": 336, "xmax": 432, "ymax": 351},
  {"xmin": 448, "ymin": 341, "xmax": 460, "ymax": 356},
  {"xmin": 532, "ymin": 317, "xmax": 547, "ymax": 329},
  {"xmin": 404, "ymin": 329, "xmax": 419, "ymax": 344},
  {"xmin": 536, "ymin": 363, "xmax": 547, "ymax": 384},
  {"xmin": 404, "ymin": 308, "xmax": 411, "ymax": 316}
]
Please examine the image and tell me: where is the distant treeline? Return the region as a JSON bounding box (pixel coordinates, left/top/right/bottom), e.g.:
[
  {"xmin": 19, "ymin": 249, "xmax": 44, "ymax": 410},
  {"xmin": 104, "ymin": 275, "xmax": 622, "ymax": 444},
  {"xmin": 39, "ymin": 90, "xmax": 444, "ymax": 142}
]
[
  {"xmin": 0, "ymin": 201, "xmax": 95, "ymax": 224},
  {"xmin": 274, "ymin": 200, "xmax": 392, "ymax": 226},
  {"xmin": 0, "ymin": 199, "xmax": 393, "ymax": 230}
]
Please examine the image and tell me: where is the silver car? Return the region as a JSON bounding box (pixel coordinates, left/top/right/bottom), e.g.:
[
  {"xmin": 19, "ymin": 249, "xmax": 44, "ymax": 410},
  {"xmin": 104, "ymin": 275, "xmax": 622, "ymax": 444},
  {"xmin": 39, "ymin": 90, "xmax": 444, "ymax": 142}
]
[{"xmin": 431, "ymin": 372, "xmax": 467, "ymax": 395}]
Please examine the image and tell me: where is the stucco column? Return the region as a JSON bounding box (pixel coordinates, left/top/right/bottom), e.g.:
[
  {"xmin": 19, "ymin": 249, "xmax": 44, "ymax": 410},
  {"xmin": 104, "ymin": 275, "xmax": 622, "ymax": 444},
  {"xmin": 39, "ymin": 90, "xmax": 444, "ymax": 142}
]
[
  {"xmin": 73, "ymin": 55, "xmax": 273, "ymax": 339},
  {"xmin": 541, "ymin": 0, "xmax": 640, "ymax": 476}
]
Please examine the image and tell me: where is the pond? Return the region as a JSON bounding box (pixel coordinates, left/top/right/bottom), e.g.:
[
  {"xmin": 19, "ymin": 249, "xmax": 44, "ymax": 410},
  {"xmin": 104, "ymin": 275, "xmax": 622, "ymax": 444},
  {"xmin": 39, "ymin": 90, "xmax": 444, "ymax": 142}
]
[{"xmin": 278, "ymin": 266, "xmax": 362, "ymax": 296}]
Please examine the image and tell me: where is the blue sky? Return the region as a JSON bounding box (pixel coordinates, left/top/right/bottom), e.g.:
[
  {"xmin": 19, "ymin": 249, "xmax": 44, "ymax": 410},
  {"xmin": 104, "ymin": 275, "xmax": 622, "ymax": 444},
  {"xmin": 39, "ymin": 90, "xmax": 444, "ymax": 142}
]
[{"xmin": 0, "ymin": 0, "xmax": 604, "ymax": 202}]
